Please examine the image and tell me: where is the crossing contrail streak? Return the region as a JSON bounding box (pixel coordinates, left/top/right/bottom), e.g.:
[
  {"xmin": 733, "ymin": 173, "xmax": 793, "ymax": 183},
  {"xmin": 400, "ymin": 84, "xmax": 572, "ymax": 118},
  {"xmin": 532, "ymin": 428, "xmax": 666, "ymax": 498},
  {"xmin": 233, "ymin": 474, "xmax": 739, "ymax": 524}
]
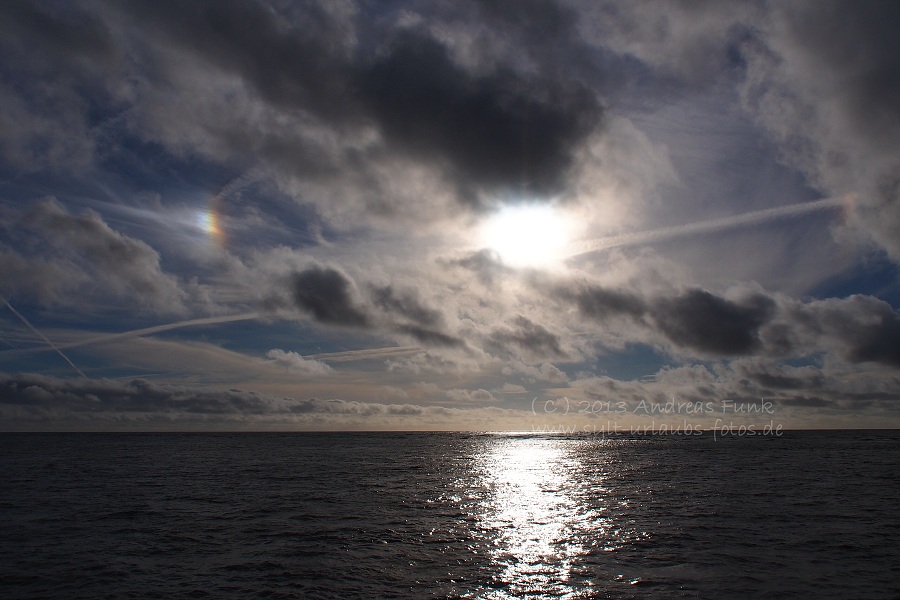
[
  {"xmin": 303, "ymin": 345, "xmax": 423, "ymax": 362},
  {"xmin": 56, "ymin": 312, "xmax": 262, "ymax": 350},
  {"xmin": 567, "ymin": 196, "xmax": 846, "ymax": 258},
  {"xmin": 0, "ymin": 313, "xmax": 262, "ymax": 362},
  {"xmin": 2, "ymin": 297, "xmax": 87, "ymax": 377}
]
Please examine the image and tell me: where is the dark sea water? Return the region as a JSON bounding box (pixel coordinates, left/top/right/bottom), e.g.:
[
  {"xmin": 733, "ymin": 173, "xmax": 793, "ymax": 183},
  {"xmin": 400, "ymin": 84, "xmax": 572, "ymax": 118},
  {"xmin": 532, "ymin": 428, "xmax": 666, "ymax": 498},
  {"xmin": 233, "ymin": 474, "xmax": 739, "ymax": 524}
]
[{"xmin": 1, "ymin": 431, "xmax": 899, "ymax": 599}]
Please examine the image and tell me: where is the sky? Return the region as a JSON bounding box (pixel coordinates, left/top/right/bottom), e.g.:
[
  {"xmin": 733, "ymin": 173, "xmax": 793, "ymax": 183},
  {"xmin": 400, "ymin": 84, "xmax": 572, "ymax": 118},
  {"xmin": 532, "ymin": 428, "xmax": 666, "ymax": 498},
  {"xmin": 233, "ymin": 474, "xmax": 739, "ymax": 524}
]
[{"xmin": 1, "ymin": 0, "xmax": 900, "ymax": 431}]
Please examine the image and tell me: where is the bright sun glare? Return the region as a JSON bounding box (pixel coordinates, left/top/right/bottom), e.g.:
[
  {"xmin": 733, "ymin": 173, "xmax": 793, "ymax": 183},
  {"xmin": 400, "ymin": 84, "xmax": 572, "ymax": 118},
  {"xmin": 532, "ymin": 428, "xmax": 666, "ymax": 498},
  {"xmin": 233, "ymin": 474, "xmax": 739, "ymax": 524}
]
[{"xmin": 480, "ymin": 204, "xmax": 573, "ymax": 267}]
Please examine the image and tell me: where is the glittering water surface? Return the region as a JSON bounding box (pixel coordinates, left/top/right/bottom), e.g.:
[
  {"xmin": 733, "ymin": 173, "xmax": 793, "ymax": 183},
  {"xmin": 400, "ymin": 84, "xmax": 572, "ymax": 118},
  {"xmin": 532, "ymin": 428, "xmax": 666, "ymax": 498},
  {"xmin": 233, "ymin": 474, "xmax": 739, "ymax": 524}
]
[{"xmin": 1, "ymin": 431, "xmax": 898, "ymax": 599}]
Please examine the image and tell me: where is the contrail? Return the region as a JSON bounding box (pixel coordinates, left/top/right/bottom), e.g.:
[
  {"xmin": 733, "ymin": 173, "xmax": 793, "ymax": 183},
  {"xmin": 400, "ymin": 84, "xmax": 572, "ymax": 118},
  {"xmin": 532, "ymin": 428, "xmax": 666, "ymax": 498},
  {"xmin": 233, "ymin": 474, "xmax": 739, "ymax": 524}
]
[
  {"xmin": 1, "ymin": 297, "xmax": 87, "ymax": 377},
  {"xmin": 56, "ymin": 312, "xmax": 262, "ymax": 350},
  {"xmin": 0, "ymin": 312, "xmax": 262, "ymax": 359},
  {"xmin": 303, "ymin": 346, "xmax": 423, "ymax": 362},
  {"xmin": 567, "ymin": 196, "xmax": 845, "ymax": 257},
  {"xmin": 60, "ymin": 316, "xmax": 421, "ymax": 363}
]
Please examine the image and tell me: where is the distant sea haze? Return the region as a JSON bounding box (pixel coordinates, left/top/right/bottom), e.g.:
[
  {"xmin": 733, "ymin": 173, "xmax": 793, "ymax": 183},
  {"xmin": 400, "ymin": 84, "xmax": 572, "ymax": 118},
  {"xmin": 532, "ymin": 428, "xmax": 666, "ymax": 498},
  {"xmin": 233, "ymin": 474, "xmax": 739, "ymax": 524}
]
[{"xmin": 1, "ymin": 431, "xmax": 898, "ymax": 599}]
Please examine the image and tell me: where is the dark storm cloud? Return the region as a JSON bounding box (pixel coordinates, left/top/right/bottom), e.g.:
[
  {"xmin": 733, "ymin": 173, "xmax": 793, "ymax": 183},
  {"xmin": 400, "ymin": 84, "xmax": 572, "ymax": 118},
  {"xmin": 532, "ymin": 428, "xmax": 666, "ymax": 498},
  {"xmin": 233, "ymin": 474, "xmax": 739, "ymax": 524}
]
[
  {"xmin": 284, "ymin": 268, "xmax": 468, "ymax": 347},
  {"xmin": 290, "ymin": 266, "xmax": 370, "ymax": 328},
  {"xmin": 371, "ymin": 285, "xmax": 442, "ymax": 327},
  {"xmin": 581, "ymin": 285, "xmax": 776, "ymax": 356},
  {"xmin": 564, "ymin": 285, "xmax": 646, "ymax": 320},
  {"xmin": 552, "ymin": 278, "xmax": 900, "ymax": 365},
  {"xmin": 357, "ymin": 30, "xmax": 601, "ymax": 199},
  {"xmin": 651, "ymin": 289, "xmax": 774, "ymax": 355},
  {"xmin": 793, "ymin": 295, "xmax": 900, "ymax": 368},
  {"xmin": 370, "ymin": 285, "xmax": 465, "ymax": 347},
  {"xmin": 2, "ymin": 0, "xmax": 604, "ymax": 214},
  {"xmin": 847, "ymin": 314, "xmax": 900, "ymax": 368},
  {"xmin": 730, "ymin": 358, "xmax": 825, "ymax": 391},
  {"xmin": 488, "ymin": 316, "xmax": 566, "ymax": 359},
  {"xmin": 395, "ymin": 324, "xmax": 464, "ymax": 348},
  {"xmin": 557, "ymin": 280, "xmax": 773, "ymax": 356}
]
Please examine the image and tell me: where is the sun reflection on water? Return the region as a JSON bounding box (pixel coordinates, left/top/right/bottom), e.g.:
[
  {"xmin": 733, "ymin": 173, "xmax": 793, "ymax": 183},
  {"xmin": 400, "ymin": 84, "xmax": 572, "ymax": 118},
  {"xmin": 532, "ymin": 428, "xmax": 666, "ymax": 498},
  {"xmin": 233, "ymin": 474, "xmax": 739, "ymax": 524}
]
[{"xmin": 473, "ymin": 436, "xmax": 600, "ymax": 598}]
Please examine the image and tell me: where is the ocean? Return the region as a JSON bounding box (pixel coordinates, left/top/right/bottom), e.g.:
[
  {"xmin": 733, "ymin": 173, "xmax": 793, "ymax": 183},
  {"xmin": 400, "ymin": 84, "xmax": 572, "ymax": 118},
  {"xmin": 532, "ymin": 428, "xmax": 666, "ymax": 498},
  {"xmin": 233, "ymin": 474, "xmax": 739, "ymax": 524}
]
[{"xmin": 1, "ymin": 431, "xmax": 898, "ymax": 599}]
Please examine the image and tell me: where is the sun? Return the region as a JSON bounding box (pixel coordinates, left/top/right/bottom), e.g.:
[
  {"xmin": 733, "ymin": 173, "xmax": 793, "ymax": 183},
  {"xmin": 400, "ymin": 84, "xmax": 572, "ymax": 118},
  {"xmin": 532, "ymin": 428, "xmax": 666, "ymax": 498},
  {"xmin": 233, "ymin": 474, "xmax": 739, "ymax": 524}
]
[{"xmin": 479, "ymin": 204, "xmax": 574, "ymax": 267}]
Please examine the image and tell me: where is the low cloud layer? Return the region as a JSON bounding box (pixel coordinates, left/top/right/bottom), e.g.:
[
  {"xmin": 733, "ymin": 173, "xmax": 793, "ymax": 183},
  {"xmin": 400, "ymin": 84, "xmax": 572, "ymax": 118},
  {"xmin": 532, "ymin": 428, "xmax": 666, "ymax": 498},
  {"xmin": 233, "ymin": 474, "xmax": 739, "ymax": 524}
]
[{"xmin": 0, "ymin": 373, "xmax": 555, "ymax": 431}]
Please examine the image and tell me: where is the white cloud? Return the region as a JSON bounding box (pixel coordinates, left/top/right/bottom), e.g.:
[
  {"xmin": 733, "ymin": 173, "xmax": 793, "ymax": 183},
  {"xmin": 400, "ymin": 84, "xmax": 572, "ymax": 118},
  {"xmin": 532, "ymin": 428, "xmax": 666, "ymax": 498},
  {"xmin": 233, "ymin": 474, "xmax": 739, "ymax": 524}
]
[
  {"xmin": 502, "ymin": 360, "xmax": 569, "ymax": 383},
  {"xmin": 266, "ymin": 349, "xmax": 334, "ymax": 375},
  {"xmin": 446, "ymin": 388, "xmax": 497, "ymax": 404}
]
